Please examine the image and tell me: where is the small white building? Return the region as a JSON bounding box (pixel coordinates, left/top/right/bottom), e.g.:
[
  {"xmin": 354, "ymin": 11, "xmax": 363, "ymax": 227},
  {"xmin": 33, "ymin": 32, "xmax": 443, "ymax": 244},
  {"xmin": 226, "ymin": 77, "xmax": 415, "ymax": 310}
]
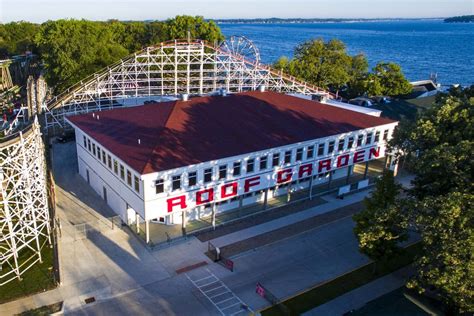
[{"xmin": 66, "ymin": 91, "xmax": 398, "ymax": 243}]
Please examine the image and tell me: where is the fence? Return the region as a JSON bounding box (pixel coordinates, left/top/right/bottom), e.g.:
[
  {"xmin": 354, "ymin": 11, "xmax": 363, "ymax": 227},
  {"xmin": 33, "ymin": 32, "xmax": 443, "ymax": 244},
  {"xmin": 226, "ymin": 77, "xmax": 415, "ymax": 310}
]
[{"xmin": 73, "ymin": 215, "xmax": 123, "ymax": 241}]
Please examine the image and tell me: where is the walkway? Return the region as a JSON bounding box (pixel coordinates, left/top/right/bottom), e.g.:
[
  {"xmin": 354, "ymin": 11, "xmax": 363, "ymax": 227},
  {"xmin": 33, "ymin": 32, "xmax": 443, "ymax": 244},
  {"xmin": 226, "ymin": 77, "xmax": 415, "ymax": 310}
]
[{"xmin": 208, "ymin": 189, "xmax": 371, "ymax": 248}]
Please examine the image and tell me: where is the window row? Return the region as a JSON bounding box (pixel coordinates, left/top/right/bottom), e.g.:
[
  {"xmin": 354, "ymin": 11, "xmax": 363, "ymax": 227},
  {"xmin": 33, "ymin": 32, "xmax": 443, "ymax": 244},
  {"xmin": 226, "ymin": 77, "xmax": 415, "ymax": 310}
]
[
  {"xmin": 155, "ymin": 128, "xmax": 391, "ymax": 193},
  {"xmin": 83, "ymin": 135, "xmax": 140, "ymax": 194}
]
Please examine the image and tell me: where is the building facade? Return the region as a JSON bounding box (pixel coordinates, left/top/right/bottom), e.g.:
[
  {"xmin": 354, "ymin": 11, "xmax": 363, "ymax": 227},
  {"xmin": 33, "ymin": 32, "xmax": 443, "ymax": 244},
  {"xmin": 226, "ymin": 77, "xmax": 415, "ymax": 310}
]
[{"xmin": 66, "ymin": 91, "xmax": 398, "ymax": 243}]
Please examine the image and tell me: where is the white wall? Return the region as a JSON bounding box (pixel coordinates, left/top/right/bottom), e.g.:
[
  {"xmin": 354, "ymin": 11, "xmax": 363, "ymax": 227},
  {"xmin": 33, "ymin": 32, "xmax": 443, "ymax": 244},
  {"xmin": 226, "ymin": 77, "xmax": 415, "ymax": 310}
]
[
  {"xmin": 73, "ymin": 129, "xmax": 146, "ymax": 222},
  {"xmin": 142, "ymin": 122, "xmax": 397, "ymax": 220}
]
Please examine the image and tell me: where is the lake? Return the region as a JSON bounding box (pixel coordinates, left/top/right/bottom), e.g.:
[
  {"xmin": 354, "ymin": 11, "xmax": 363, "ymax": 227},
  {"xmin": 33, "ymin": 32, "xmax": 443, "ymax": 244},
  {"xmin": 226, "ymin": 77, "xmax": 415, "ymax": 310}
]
[{"xmin": 220, "ymin": 20, "xmax": 474, "ymax": 86}]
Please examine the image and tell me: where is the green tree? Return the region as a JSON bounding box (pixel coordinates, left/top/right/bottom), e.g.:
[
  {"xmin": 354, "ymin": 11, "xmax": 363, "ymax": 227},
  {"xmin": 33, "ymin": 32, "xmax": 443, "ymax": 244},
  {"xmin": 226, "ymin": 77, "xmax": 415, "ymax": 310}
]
[
  {"xmin": 356, "ymin": 86, "xmax": 474, "ymax": 312},
  {"xmin": 353, "ymin": 171, "xmax": 408, "ymax": 262},
  {"xmin": 408, "ymin": 193, "xmax": 474, "ymax": 313},
  {"xmin": 371, "ymin": 62, "xmax": 412, "ymax": 96},
  {"xmin": 274, "ymin": 38, "xmax": 357, "ymax": 93},
  {"xmin": 35, "ymin": 20, "xmax": 129, "ymax": 92},
  {"xmin": 163, "ymin": 16, "xmax": 224, "ymax": 43},
  {"xmin": 391, "ymin": 87, "xmax": 474, "ymax": 198},
  {"xmin": 0, "ymin": 22, "xmax": 40, "ymax": 58}
]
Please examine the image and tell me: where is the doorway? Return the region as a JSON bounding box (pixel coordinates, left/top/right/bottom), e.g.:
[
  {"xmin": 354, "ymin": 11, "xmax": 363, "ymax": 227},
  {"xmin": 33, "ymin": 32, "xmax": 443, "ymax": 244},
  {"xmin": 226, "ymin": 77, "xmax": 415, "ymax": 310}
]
[{"xmin": 103, "ymin": 186, "xmax": 107, "ymax": 203}]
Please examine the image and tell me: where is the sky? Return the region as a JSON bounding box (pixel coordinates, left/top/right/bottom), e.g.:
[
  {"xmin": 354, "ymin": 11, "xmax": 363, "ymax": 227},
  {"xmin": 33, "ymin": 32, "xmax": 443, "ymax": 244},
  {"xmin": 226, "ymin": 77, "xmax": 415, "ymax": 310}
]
[{"xmin": 1, "ymin": 0, "xmax": 473, "ymax": 23}]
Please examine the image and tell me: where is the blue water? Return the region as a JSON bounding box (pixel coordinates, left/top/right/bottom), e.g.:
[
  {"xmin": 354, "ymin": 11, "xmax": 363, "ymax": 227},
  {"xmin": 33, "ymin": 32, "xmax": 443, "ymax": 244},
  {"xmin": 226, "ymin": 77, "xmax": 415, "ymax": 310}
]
[{"xmin": 220, "ymin": 20, "xmax": 474, "ymax": 86}]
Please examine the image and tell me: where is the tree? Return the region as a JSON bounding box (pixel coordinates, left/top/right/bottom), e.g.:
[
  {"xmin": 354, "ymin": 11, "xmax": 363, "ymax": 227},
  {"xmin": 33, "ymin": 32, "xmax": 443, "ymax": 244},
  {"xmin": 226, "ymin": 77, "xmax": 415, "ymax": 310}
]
[
  {"xmin": 391, "ymin": 86, "xmax": 474, "ymax": 198},
  {"xmin": 353, "ymin": 171, "xmax": 407, "ymax": 262},
  {"xmin": 273, "ymin": 39, "xmax": 411, "ymax": 98},
  {"xmin": 35, "ymin": 20, "xmax": 129, "ymax": 92},
  {"xmin": 274, "ymin": 38, "xmax": 360, "ymax": 93},
  {"xmin": 408, "ymin": 193, "xmax": 474, "ymax": 313},
  {"xmin": 0, "ymin": 22, "xmax": 40, "ymax": 58},
  {"xmin": 371, "ymin": 62, "xmax": 412, "ymax": 96},
  {"xmin": 163, "ymin": 16, "xmax": 224, "ymax": 43},
  {"xmin": 355, "ymin": 86, "xmax": 474, "ymax": 312}
]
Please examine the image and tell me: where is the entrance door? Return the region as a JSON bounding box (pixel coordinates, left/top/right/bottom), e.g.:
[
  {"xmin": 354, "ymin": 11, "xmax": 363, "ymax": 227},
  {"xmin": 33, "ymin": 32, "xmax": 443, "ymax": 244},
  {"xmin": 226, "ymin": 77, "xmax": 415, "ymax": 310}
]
[{"xmin": 103, "ymin": 186, "xmax": 107, "ymax": 203}]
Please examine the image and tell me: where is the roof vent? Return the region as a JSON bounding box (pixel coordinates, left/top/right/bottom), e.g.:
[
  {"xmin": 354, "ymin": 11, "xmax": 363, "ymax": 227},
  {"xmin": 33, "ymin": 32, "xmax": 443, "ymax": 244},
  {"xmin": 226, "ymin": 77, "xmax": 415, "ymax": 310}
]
[
  {"xmin": 181, "ymin": 94, "xmax": 189, "ymax": 102},
  {"xmin": 259, "ymin": 85, "xmax": 266, "ymax": 92}
]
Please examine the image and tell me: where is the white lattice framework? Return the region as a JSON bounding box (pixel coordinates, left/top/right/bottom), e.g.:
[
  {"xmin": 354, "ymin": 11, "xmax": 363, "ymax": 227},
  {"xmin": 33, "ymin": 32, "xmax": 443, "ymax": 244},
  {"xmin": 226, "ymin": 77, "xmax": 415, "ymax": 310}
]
[
  {"xmin": 0, "ymin": 117, "xmax": 51, "ymax": 285},
  {"xmin": 44, "ymin": 39, "xmax": 331, "ymax": 131}
]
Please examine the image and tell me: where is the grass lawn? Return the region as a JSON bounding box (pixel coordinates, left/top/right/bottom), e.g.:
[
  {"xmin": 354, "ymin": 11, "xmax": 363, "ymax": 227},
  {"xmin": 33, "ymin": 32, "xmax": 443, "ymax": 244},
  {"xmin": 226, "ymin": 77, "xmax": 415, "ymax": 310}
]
[
  {"xmin": 0, "ymin": 244, "xmax": 58, "ymax": 304},
  {"xmin": 261, "ymin": 242, "xmax": 422, "ymax": 316}
]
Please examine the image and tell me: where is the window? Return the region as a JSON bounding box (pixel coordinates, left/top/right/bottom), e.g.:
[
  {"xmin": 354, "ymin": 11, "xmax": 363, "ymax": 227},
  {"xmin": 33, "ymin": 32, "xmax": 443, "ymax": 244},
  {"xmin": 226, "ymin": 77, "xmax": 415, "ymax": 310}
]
[
  {"xmin": 307, "ymin": 146, "xmax": 314, "ymax": 159},
  {"xmin": 233, "ymin": 162, "xmax": 241, "ymax": 176},
  {"xmin": 296, "ymin": 148, "xmax": 303, "ymax": 161},
  {"xmin": 357, "ymin": 135, "xmax": 363, "ymax": 147},
  {"xmin": 83, "ymin": 136, "xmax": 87, "ymax": 147},
  {"xmin": 127, "ymin": 170, "xmax": 132, "ymax": 186},
  {"xmin": 204, "ymin": 168, "xmax": 212, "ymax": 183},
  {"xmin": 188, "ymin": 171, "xmax": 197, "ymax": 186},
  {"xmin": 284, "ymin": 150, "xmax": 292, "ymax": 164},
  {"xmin": 97, "ymin": 147, "xmax": 101, "ymax": 160},
  {"xmin": 347, "ymin": 137, "xmax": 354, "ymax": 149},
  {"xmin": 113, "ymin": 160, "xmax": 118, "ymax": 174},
  {"xmin": 134, "ymin": 176, "xmax": 140, "ymax": 193},
  {"xmin": 247, "ymin": 158, "xmax": 255, "ymax": 173},
  {"xmin": 120, "ymin": 165, "xmax": 125, "ymax": 180},
  {"xmin": 337, "ymin": 139, "xmax": 345, "ymax": 151},
  {"xmin": 155, "ymin": 179, "xmax": 164, "ymax": 194},
  {"xmin": 107, "ymin": 155, "xmax": 112, "ymax": 169},
  {"xmin": 219, "ymin": 165, "xmax": 227, "ymax": 180},
  {"xmin": 272, "ymin": 153, "xmax": 280, "ymax": 167},
  {"xmin": 366, "ymin": 133, "xmax": 373, "ymax": 145},
  {"xmin": 172, "ymin": 175, "xmax": 181, "ymax": 191},
  {"xmin": 318, "ymin": 143, "xmax": 325, "ymax": 156},
  {"xmin": 259, "ymin": 156, "xmax": 268, "ymax": 170},
  {"xmin": 328, "ymin": 141, "xmax": 335, "ymax": 154},
  {"xmin": 92, "ymin": 144, "xmax": 96, "ymax": 156},
  {"xmin": 102, "ymin": 150, "xmax": 106, "ymax": 164},
  {"xmin": 375, "ymin": 131, "xmax": 381, "ymax": 142},
  {"xmin": 87, "ymin": 139, "xmax": 91, "ymax": 151},
  {"xmin": 383, "ymin": 130, "xmax": 389, "ymax": 141}
]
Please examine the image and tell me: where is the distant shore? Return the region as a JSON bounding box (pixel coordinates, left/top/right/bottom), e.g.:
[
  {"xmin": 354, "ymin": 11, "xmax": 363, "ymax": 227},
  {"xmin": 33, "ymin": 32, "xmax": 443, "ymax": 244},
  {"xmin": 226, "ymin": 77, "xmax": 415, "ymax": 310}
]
[{"xmin": 213, "ymin": 18, "xmax": 444, "ymax": 24}]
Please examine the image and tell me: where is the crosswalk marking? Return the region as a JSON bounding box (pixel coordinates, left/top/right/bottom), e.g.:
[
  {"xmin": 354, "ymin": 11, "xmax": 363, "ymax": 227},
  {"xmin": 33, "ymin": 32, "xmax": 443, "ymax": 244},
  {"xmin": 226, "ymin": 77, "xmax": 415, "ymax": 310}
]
[{"xmin": 186, "ymin": 268, "xmax": 252, "ymax": 315}]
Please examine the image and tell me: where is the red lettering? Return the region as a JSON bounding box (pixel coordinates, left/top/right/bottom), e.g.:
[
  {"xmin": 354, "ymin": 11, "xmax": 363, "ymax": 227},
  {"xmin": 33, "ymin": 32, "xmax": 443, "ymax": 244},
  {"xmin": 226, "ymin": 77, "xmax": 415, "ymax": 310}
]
[
  {"xmin": 298, "ymin": 164, "xmax": 313, "ymax": 178},
  {"xmin": 353, "ymin": 150, "xmax": 365, "ymax": 163},
  {"xmin": 244, "ymin": 176, "xmax": 260, "ymax": 192},
  {"xmin": 369, "ymin": 147, "xmax": 380, "ymax": 159},
  {"xmin": 221, "ymin": 182, "xmax": 238, "ymax": 199},
  {"xmin": 318, "ymin": 159, "xmax": 332, "ymax": 173},
  {"xmin": 167, "ymin": 196, "xmax": 187, "ymax": 213},
  {"xmin": 277, "ymin": 168, "xmax": 293, "ymax": 184},
  {"xmin": 337, "ymin": 154, "xmax": 350, "ymax": 168},
  {"xmin": 196, "ymin": 188, "xmax": 214, "ymax": 205}
]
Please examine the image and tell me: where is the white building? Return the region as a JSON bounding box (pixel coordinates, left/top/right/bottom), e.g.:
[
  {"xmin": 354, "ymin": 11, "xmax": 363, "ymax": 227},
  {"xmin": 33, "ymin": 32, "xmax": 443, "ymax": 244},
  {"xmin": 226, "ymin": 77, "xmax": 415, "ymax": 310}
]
[{"xmin": 66, "ymin": 91, "xmax": 398, "ymax": 243}]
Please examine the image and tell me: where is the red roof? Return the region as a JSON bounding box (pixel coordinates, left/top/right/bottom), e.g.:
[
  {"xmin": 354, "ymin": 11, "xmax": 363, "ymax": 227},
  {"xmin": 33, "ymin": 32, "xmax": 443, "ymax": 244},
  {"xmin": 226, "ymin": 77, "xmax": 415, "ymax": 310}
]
[{"xmin": 67, "ymin": 91, "xmax": 395, "ymax": 175}]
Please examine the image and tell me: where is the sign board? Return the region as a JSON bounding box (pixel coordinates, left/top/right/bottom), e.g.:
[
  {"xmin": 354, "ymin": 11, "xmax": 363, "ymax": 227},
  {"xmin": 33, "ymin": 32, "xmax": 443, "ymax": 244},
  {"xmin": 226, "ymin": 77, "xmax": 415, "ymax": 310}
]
[
  {"xmin": 224, "ymin": 258, "xmax": 234, "ymax": 272},
  {"xmin": 338, "ymin": 185, "xmax": 351, "ymax": 196},
  {"xmin": 256, "ymin": 283, "xmax": 265, "ymax": 298},
  {"xmin": 358, "ymin": 179, "xmax": 369, "ymax": 190}
]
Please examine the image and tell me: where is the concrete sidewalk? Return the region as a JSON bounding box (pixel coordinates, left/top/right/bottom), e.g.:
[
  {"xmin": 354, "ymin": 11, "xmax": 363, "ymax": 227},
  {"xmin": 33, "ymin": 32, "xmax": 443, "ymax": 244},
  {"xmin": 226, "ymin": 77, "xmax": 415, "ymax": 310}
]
[
  {"xmin": 209, "ymin": 189, "xmax": 372, "ymax": 248},
  {"xmin": 303, "ymin": 266, "xmax": 414, "ymax": 316}
]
